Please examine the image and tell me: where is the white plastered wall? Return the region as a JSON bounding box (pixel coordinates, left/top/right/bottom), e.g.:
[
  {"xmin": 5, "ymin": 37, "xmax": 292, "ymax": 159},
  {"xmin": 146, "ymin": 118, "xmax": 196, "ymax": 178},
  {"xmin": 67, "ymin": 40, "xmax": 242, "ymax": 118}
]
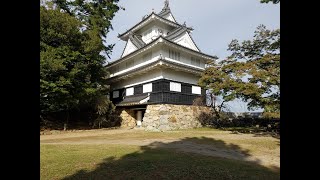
[
  {"xmin": 161, "ymin": 68, "xmax": 200, "ymax": 85},
  {"xmin": 137, "ymin": 20, "xmax": 175, "ymax": 44},
  {"xmin": 112, "ymin": 69, "xmax": 163, "ymax": 89},
  {"xmin": 173, "ymin": 32, "xmax": 199, "ymax": 52},
  {"xmin": 122, "ymin": 39, "xmax": 137, "ymax": 57},
  {"xmin": 110, "ymin": 47, "xmax": 161, "ymax": 75},
  {"xmin": 161, "ymin": 47, "xmax": 206, "ymax": 69},
  {"xmin": 112, "ymin": 67, "xmax": 200, "ymax": 90}
]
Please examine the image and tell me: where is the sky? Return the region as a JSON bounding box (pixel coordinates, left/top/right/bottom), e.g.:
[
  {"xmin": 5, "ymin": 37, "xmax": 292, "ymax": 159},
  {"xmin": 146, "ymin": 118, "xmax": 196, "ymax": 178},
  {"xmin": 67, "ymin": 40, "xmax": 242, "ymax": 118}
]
[{"xmin": 105, "ymin": 0, "xmax": 280, "ymax": 112}]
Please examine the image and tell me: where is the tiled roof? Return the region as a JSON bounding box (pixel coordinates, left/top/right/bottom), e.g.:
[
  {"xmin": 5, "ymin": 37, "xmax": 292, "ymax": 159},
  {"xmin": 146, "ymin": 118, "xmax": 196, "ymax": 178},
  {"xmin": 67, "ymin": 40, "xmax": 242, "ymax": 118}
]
[
  {"xmin": 118, "ymin": 12, "xmax": 192, "ymax": 39},
  {"xmin": 106, "ymin": 36, "xmax": 218, "ymax": 67},
  {"xmin": 166, "ymin": 26, "xmax": 188, "ymax": 40},
  {"xmin": 116, "ymin": 94, "xmax": 149, "ymax": 106},
  {"xmin": 129, "ymin": 34, "xmax": 145, "ymax": 49},
  {"xmin": 166, "ymin": 26, "xmax": 201, "ymax": 52}
]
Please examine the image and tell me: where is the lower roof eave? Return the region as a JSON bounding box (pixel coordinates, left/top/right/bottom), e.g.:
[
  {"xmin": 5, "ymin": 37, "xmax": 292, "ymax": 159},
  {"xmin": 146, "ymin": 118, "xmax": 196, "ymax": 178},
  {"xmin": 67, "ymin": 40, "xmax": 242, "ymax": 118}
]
[
  {"xmin": 107, "ymin": 60, "xmax": 203, "ymax": 83},
  {"xmin": 116, "ymin": 102, "xmax": 147, "ymax": 107}
]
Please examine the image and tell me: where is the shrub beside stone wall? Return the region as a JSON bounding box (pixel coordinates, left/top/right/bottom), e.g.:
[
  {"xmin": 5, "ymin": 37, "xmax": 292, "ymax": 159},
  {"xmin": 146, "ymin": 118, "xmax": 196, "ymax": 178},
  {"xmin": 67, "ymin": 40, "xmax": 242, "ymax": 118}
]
[
  {"xmin": 115, "ymin": 108, "xmax": 136, "ymax": 128},
  {"xmin": 142, "ymin": 104, "xmax": 212, "ymax": 131}
]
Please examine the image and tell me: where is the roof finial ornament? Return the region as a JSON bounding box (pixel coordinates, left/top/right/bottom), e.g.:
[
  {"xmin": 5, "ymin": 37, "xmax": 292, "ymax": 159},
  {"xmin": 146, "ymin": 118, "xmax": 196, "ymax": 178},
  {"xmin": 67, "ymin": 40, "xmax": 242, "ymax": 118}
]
[
  {"xmin": 164, "ymin": 0, "xmax": 170, "ymax": 9},
  {"xmin": 183, "ymin": 21, "xmax": 186, "ymax": 26}
]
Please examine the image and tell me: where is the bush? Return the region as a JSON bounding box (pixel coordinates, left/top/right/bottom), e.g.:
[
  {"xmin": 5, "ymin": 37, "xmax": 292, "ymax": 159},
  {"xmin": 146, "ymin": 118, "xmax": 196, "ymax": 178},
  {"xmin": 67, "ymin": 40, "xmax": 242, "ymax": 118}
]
[
  {"xmin": 198, "ymin": 110, "xmax": 280, "ymax": 133},
  {"xmin": 193, "ymin": 96, "xmax": 206, "ymax": 106},
  {"xmin": 92, "ymin": 96, "xmax": 116, "ymax": 129},
  {"xmin": 198, "ymin": 111, "xmax": 215, "ymax": 127},
  {"xmin": 262, "ymin": 112, "xmax": 280, "ymax": 119}
]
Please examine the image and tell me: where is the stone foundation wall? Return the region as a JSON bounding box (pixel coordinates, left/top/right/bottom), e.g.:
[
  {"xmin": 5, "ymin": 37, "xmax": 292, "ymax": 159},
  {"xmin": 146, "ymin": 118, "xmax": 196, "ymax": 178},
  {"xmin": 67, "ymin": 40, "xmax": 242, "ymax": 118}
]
[
  {"xmin": 142, "ymin": 104, "xmax": 213, "ymax": 131},
  {"xmin": 116, "ymin": 108, "xmax": 136, "ymax": 128}
]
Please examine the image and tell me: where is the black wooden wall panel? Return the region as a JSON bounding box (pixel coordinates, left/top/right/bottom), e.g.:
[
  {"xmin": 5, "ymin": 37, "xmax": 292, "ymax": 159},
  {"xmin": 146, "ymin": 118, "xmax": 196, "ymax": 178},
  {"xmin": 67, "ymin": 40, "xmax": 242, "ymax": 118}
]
[{"xmin": 111, "ymin": 79, "xmax": 204, "ymax": 105}]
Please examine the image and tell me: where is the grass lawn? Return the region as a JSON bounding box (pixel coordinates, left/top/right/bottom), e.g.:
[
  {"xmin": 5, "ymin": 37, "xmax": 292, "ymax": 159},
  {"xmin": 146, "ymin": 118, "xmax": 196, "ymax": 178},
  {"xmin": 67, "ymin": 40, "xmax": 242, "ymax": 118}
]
[{"xmin": 40, "ymin": 128, "xmax": 280, "ymax": 180}]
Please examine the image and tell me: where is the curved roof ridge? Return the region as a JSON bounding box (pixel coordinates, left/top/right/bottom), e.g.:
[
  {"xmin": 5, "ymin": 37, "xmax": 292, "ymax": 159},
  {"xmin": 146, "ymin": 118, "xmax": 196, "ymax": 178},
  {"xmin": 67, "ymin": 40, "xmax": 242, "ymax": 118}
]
[
  {"xmin": 118, "ymin": 12, "xmax": 193, "ymax": 39},
  {"xmin": 166, "ymin": 26, "xmax": 187, "ymax": 40},
  {"xmin": 106, "ymin": 36, "xmax": 218, "ymax": 67},
  {"xmin": 129, "ymin": 34, "xmax": 146, "ymax": 49}
]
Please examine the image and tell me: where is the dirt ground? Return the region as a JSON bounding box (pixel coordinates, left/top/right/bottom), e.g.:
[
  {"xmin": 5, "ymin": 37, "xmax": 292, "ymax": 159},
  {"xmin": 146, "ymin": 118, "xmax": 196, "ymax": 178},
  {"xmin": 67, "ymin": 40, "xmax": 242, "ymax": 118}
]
[{"xmin": 40, "ymin": 128, "xmax": 280, "ymax": 168}]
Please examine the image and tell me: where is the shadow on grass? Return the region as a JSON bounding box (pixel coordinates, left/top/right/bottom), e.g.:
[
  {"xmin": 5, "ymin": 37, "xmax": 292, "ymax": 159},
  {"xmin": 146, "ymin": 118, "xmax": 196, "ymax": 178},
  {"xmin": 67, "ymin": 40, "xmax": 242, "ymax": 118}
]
[{"xmin": 61, "ymin": 137, "xmax": 280, "ymax": 180}]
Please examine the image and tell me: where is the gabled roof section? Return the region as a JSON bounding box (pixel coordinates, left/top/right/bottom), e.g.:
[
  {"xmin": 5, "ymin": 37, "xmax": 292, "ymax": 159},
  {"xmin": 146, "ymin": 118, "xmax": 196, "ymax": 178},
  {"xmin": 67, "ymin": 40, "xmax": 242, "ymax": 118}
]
[
  {"xmin": 157, "ymin": 0, "xmax": 177, "ymax": 23},
  {"xmin": 120, "ymin": 40, "xmax": 135, "ymax": 58},
  {"xmin": 162, "ymin": 36, "xmax": 214, "ymax": 58},
  {"xmin": 166, "ymin": 26, "xmax": 201, "ymax": 52},
  {"xmin": 118, "ymin": 12, "xmax": 193, "ymax": 41},
  {"xmin": 121, "ymin": 34, "xmax": 146, "ymax": 58},
  {"xmin": 129, "ymin": 34, "xmax": 145, "ymax": 49},
  {"xmin": 166, "ymin": 26, "xmax": 188, "ymax": 40}
]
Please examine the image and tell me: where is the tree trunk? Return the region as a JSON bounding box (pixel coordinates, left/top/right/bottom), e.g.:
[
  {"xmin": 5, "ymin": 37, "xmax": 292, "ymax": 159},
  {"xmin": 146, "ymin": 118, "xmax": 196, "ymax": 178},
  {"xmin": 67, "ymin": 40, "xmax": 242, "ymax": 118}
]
[
  {"xmin": 64, "ymin": 111, "xmax": 69, "ymax": 131},
  {"xmin": 213, "ymin": 107, "xmax": 220, "ymax": 119},
  {"xmin": 211, "ymin": 94, "xmax": 220, "ymax": 119}
]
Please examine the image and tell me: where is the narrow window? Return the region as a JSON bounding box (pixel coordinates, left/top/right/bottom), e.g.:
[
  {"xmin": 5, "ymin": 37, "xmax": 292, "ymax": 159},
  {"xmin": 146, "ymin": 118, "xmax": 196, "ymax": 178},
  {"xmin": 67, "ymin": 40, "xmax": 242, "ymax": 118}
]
[
  {"xmin": 192, "ymin": 86, "xmax": 201, "ymax": 94},
  {"xmin": 143, "ymin": 83, "xmax": 152, "ymax": 93},
  {"xmin": 126, "ymin": 87, "xmax": 134, "ymax": 96},
  {"xmin": 191, "ymin": 57, "xmax": 200, "ymax": 66},
  {"xmin": 169, "ymin": 49, "xmax": 180, "ymax": 61},
  {"xmin": 170, "ymin": 82, "xmax": 181, "ymax": 92}
]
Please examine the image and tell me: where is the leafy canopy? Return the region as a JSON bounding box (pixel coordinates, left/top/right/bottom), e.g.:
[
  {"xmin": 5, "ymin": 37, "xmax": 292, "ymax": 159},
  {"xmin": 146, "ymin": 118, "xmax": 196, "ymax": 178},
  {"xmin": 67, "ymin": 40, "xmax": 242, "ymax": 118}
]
[
  {"xmin": 54, "ymin": 0, "xmax": 123, "ymax": 57},
  {"xmin": 199, "ymin": 25, "xmax": 280, "ymax": 113},
  {"xmin": 40, "ymin": 1, "xmax": 121, "ymax": 116}
]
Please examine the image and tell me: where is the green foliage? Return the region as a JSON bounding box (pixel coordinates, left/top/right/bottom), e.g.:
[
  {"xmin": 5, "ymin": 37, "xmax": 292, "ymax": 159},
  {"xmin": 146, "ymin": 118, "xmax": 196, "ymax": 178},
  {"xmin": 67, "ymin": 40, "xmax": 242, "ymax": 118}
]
[
  {"xmin": 40, "ymin": 7, "xmax": 85, "ymax": 114},
  {"xmin": 260, "ymin": 0, "xmax": 280, "ymax": 4},
  {"xmin": 93, "ymin": 95, "xmax": 116, "ymax": 128},
  {"xmin": 40, "ymin": 1, "xmax": 121, "ymax": 123},
  {"xmin": 53, "ymin": 0, "xmax": 123, "ymax": 57},
  {"xmin": 262, "ymin": 112, "xmax": 280, "ymax": 119},
  {"xmin": 199, "ymin": 25, "xmax": 280, "ymax": 114},
  {"xmin": 95, "ymin": 96, "xmax": 115, "ymax": 116}
]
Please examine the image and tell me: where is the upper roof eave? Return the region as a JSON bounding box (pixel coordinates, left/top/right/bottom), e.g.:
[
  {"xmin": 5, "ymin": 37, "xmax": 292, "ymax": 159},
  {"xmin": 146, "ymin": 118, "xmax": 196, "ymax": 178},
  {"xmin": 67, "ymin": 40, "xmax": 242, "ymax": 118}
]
[
  {"xmin": 106, "ymin": 36, "xmax": 163, "ymax": 68},
  {"xmin": 162, "ymin": 36, "xmax": 218, "ymax": 60},
  {"xmin": 105, "ymin": 36, "xmax": 218, "ymax": 68},
  {"xmin": 118, "ymin": 12, "xmax": 193, "ymax": 41}
]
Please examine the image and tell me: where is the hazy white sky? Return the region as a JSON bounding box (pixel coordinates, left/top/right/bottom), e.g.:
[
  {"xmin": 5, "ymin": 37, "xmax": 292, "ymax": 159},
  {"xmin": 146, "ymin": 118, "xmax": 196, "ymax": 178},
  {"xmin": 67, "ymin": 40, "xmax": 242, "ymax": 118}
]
[{"xmin": 105, "ymin": 0, "xmax": 280, "ymax": 112}]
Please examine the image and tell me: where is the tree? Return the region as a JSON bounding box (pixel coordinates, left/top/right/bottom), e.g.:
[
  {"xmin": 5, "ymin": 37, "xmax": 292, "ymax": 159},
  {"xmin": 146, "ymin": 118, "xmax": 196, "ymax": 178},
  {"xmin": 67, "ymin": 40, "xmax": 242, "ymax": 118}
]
[
  {"xmin": 260, "ymin": 0, "xmax": 280, "ymax": 4},
  {"xmin": 199, "ymin": 25, "xmax": 280, "ymax": 118},
  {"xmin": 199, "ymin": 69, "xmax": 234, "ymax": 120},
  {"xmin": 40, "ymin": 1, "xmax": 121, "ymax": 129},
  {"xmin": 93, "ymin": 95, "xmax": 115, "ymax": 128},
  {"xmin": 40, "ymin": 6, "xmax": 85, "ymax": 116},
  {"xmin": 53, "ymin": 0, "xmax": 123, "ymax": 58}
]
